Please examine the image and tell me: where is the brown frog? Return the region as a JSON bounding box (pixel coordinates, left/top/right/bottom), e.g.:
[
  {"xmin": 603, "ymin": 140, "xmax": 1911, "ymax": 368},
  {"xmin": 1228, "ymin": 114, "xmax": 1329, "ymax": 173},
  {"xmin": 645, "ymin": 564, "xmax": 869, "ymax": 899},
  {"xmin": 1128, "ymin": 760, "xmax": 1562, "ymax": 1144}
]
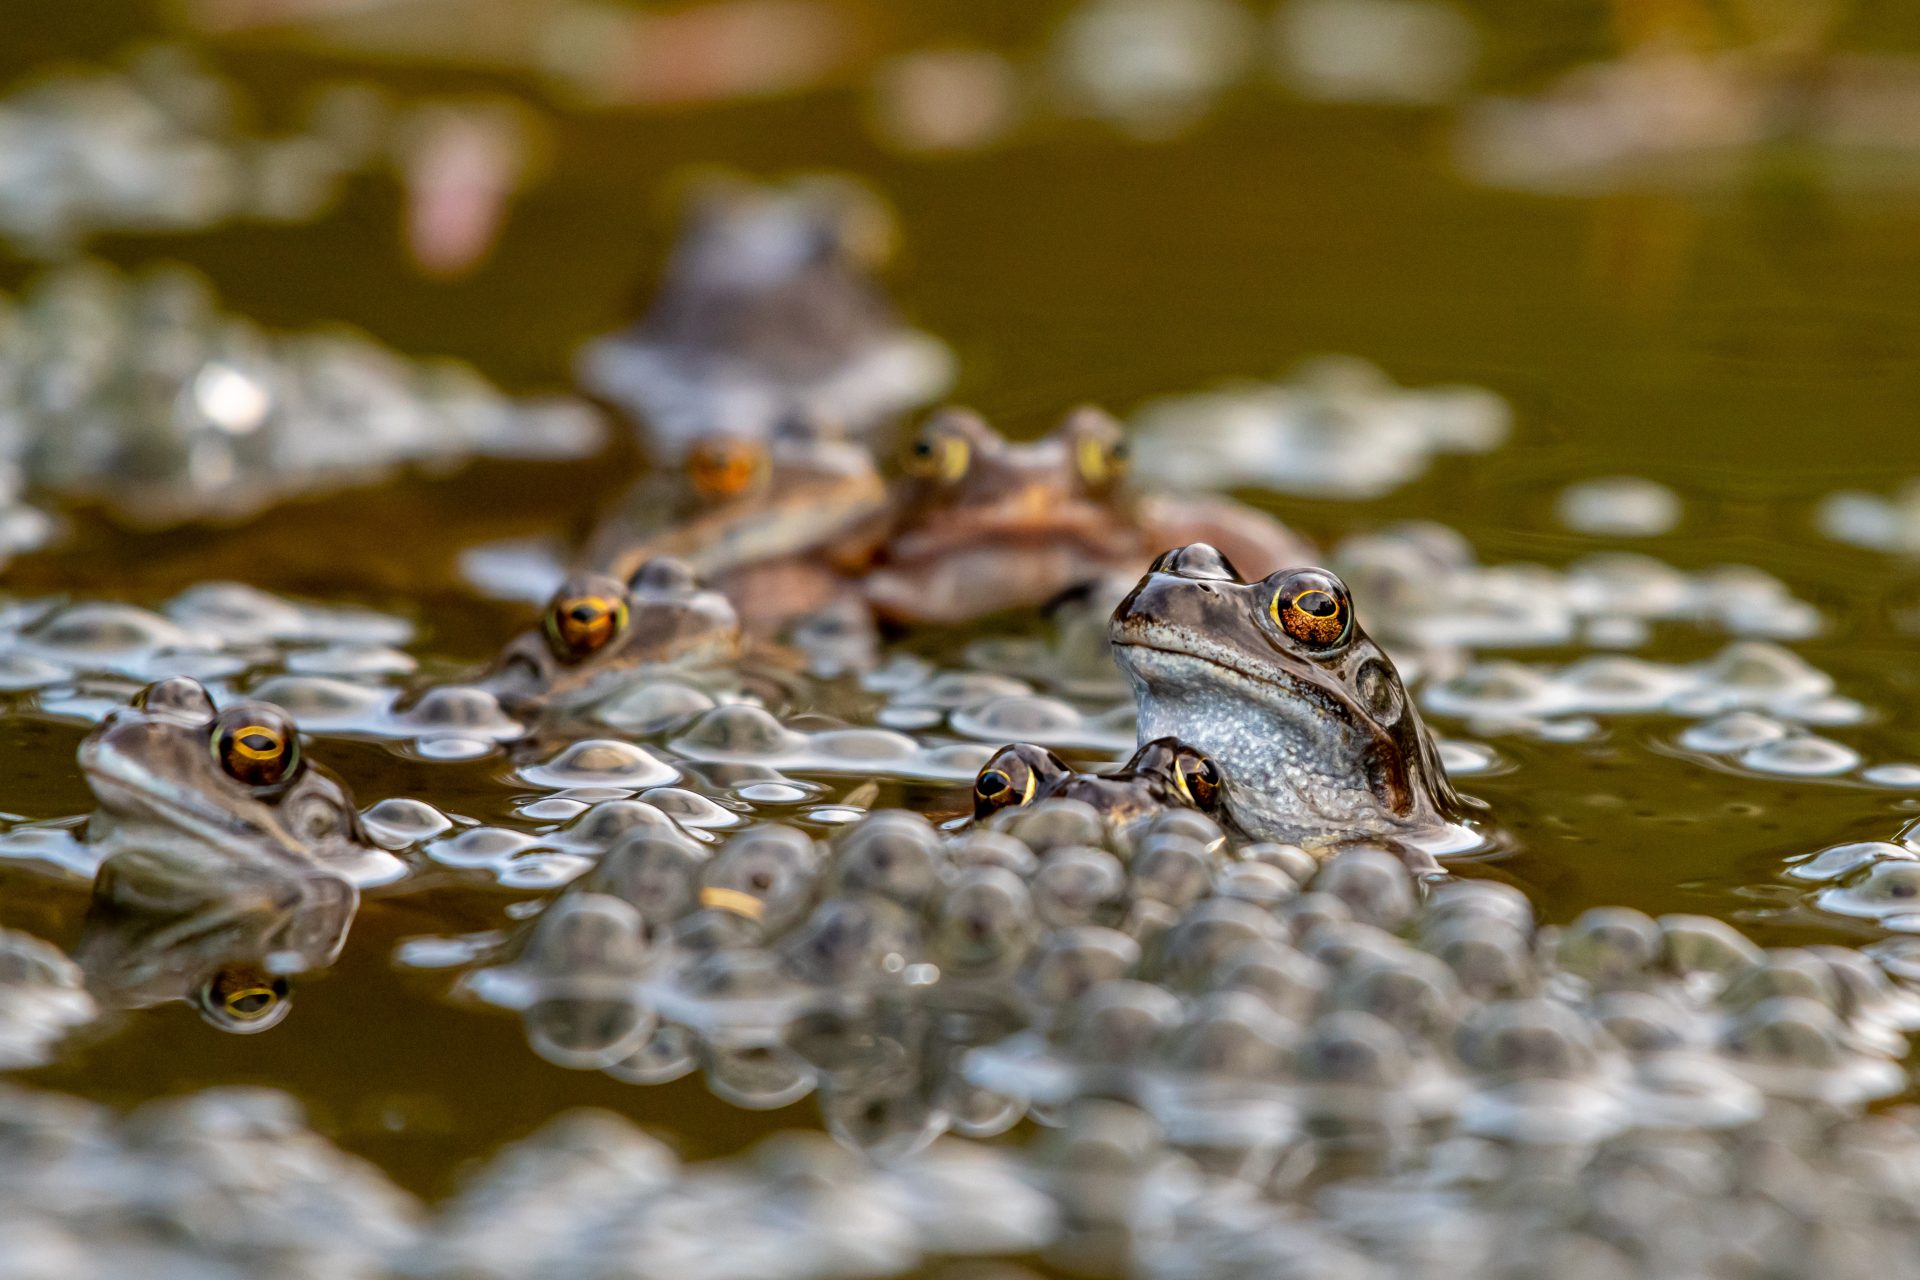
[
  {"xmin": 476, "ymin": 557, "xmax": 746, "ymax": 717},
  {"xmin": 971, "ymin": 737, "xmax": 1224, "ymax": 827},
  {"xmin": 575, "ymin": 172, "xmax": 954, "ymax": 457},
  {"xmin": 1108, "ymin": 543, "xmax": 1471, "ymax": 848},
  {"xmin": 582, "ymin": 421, "xmax": 889, "ymax": 635},
  {"xmin": 866, "ymin": 407, "xmax": 1314, "ymax": 625}
]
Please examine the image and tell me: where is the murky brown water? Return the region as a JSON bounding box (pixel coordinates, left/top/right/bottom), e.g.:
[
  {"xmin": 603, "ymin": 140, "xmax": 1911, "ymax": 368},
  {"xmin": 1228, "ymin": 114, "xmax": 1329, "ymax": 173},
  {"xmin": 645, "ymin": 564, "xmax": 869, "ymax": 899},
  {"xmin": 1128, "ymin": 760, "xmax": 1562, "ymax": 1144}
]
[{"xmin": 5, "ymin": 0, "xmax": 1920, "ymax": 1220}]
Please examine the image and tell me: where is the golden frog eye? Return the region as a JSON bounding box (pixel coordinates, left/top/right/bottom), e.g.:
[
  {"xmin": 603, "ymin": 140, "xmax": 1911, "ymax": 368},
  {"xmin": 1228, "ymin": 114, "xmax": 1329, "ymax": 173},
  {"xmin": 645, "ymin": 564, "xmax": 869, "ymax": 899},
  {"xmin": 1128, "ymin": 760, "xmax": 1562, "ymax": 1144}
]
[
  {"xmin": 973, "ymin": 752, "xmax": 1039, "ymax": 821},
  {"xmin": 902, "ymin": 427, "xmax": 970, "ymax": 483},
  {"xmin": 212, "ymin": 707, "xmax": 301, "ymax": 788},
  {"xmin": 1172, "ymin": 749, "xmax": 1222, "ymax": 811},
  {"xmin": 544, "ymin": 590, "xmax": 629, "ymax": 661},
  {"xmin": 687, "ymin": 438, "xmax": 766, "ymax": 500},
  {"xmin": 1074, "ymin": 430, "xmax": 1130, "ymax": 490},
  {"xmin": 1269, "ymin": 569, "xmax": 1352, "ymax": 651},
  {"xmin": 200, "ymin": 968, "xmax": 291, "ymax": 1031}
]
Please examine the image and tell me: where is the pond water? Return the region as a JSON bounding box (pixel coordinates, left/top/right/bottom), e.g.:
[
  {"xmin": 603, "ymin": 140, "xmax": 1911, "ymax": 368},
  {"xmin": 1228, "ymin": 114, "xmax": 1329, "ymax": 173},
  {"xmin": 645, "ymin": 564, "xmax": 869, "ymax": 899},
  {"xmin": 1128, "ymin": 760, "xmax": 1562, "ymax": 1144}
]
[{"xmin": 5, "ymin": 0, "xmax": 1920, "ymax": 1273}]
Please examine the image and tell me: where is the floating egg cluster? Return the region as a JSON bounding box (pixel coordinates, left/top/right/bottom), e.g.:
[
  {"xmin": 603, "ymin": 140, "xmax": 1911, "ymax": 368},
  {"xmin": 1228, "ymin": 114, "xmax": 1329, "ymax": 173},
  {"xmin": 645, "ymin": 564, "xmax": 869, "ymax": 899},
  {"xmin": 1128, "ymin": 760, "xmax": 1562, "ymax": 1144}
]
[
  {"xmin": 0, "ymin": 1083, "xmax": 1049, "ymax": 1280},
  {"xmin": 1820, "ymin": 481, "xmax": 1920, "ymax": 557},
  {"xmin": 0, "ymin": 929, "xmax": 95, "ymax": 1068},
  {"xmin": 450, "ymin": 803, "xmax": 1920, "ymax": 1185},
  {"xmin": 0, "ymin": 259, "xmax": 602, "ymax": 527},
  {"xmin": 1129, "ymin": 357, "xmax": 1511, "ymax": 501}
]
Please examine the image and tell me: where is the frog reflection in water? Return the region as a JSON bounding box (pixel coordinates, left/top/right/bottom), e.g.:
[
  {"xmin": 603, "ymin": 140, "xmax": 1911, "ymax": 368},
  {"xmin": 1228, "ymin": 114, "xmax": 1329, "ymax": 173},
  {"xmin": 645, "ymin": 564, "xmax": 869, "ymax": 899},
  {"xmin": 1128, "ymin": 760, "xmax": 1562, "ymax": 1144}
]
[
  {"xmin": 971, "ymin": 738, "xmax": 1223, "ymax": 828},
  {"xmin": 866, "ymin": 407, "xmax": 1314, "ymax": 625},
  {"xmin": 1109, "ymin": 544, "xmax": 1472, "ymax": 849},
  {"xmin": 582, "ymin": 423, "xmax": 889, "ymax": 635},
  {"xmin": 76, "ymin": 676, "xmax": 379, "ymax": 1032},
  {"xmin": 476, "ymin": 557, "xmax": 747, "ymax": 717}
]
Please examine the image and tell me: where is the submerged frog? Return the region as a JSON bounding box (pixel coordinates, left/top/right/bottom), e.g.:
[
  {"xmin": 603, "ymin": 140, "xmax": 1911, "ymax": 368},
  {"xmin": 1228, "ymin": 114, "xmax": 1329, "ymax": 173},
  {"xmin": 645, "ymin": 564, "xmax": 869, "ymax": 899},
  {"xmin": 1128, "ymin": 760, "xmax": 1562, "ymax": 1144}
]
[
  {"xmin": 76, "ymin": 676, "xmax": 382, "ymax": 1029},
  {"xmin": 971, "ymin": 737, "xmax": 1223, "ymax": 827},
  {"xmin": 582, "ymin": 424, "xmax": 890, "ymax": 634},
  {"xmin": 576, "ymin": 173, "xmax": 954, "ymax": 457},
  {"xmin": 1108, "ymin": 544, "xmax": 1470, "ymax": 848},
  {"xmin": 475, "ymin": 558, "xmax": 746, "ymax": 717},
  {"xmin": 866, "ymin": 407, "xmax": 1313, "ymax": 625}
]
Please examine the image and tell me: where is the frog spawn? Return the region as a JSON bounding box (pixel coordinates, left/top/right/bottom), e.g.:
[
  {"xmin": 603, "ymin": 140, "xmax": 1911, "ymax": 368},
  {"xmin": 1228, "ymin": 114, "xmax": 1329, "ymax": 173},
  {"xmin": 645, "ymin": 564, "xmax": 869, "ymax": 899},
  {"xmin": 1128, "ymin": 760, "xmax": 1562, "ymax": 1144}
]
[{"xmin": 458, "ymin": 805, "xmax": 1920, "ymax": 1181}]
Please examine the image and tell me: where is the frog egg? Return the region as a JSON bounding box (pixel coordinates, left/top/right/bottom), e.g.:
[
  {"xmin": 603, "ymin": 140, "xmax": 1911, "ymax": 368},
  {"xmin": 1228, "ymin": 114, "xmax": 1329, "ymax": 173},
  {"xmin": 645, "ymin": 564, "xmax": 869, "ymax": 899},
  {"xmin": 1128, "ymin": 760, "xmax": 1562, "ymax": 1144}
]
[
  {"xmin": 1124, "ymin": 808, "xmax": 1228, "ymax": 854},
  {"xmin": 1555, "ymin": 907, "xmax": 1662, "ymax": 989},
  {"xmin": 1162, "ymin": 991, "xmax": 1296, "ymax": 1080},
  {"xmin": 1675, "ymin": 711, "xmax": 1788, "ymax": 754},
  {"xmin": 673, "ymin": 704, "xmax": 807, "ymax": 758},
  {"xmin": 426, "ymin": 826, "xmax": 541, "ymax": 874},
  {"xmin": 1591, "ymin": 990, "xmax": 1699, "ymax": 1054},
  {"xmin": 1212, "ymin": 860, "xmax": 1298, "ymax": 910},
  {"xmin": 1556, "ymin": 476, "xmax": 1681, "ymax": 537},
  {"xmin": 704, "ymin": 823, "xmax": 818, "ymax": 888},
  {"xmin": 937, "ymin": 1071, "xmax": 1027, "ymax": 1140},
  {"xmin": 397, "ymin": 684, "xmax": 523, "ymax": 739},
  {"xmin": 1031, "ymin": 846, "xmax": 1128, "ymax": 928},
  {"xmin": 1129, "ymin": 835, "xmax": 1216, "ymax": 910},
  {"xmin": 1658, "ymin": 914, "xmax": 1763, "ymax": 988},
  {"xmin": 1422, "ymin": 660, "xmax": 1559, "ymax": 721},
  {"xmin": 949, "ymin": 693, "xmax": 1134, "ymax": 753},
  {"xmin": 1310, "ymin": 847, "xmax": 1419, "ymax": 931},
  {"xmin": 778, "ymin": 895, "xmax": 921, "ymax": 988},
  {"xmin": 818, "ymin": 1072, "xmax": 941, "ymax": 1162},
  {"xmin": 544, "ymin": 799, "xmax": 678, "ymax": 854},
  {"xmin": 1556, "ymin": 654, "xmax": 1689, "ymax": 714},
  {"xmin": 1738, "ymin": 734, "xmax": 1862, "ymax": 778},
  {"xmin": 1238, "ymin": 841, "xmax": 1318, "ymax": 884},
  {"xmin": 525, "ymin": 991, "xmax": 657, "ymax": 1072},
  {"xmin": 1299, "ymin": 919, "xmax": 1407, "ymax": 974},
  {"xmin": 948, "ymin": 830, "xmax": 1040, "ymax": 877},
  {"xmin": 1018, "ymin": 926, "xmax": 1142, "ymax": 1009},
  {"xmin": 517, "ymin": 740, "xmax": 680, "ymax": 791},
  {"xmin": 1060, "ymin": 980, "xmax": 1184, "ymax": 1066},
  {"xmin": 1297, "ymin": 1010, "xmax": 1412, "ymax": 1090},
  {"xmin": 1149, "ymin": 898, "xmax": 1286, "ymax": 993},
  {"xmin": 1330, "ymin": 951, "xmax": 1463, "ymax": 1049},
  {"xmin": 996, "ymin": 799, "xmax": 1108, "ymax": 854},
  {"xmin": 605, "ymin": 1023, "xmax": 700, "ymax": 1085},
  {"xmin": 1721, "ymin": 995, "xmax": 1848, "ymax": 1073},
  {"xmin": 1454, "ymin": 999, "xmax": 1600, "ymax": 1081},
  {"xmin": 1419, "ymin": 916, "xmax": 1538, "ymax": 1000},
  {"xmin": 826, "ymin": 811, "xmax": 946, "ymax": 908},
  {"xmin": 359, "ymin": 797, "xmax": 451, "ymax": 850},
  {"xmin": 932, "ymin": 867, "xmax": 1039, "ymax": 977},
  {"xmin": 1419, "ymin": 878, "xmax": 1534, "ymax": 935},
  {"xmin": 246, "ymin": 675, "xmax": 395, "ymax": 735},
  {"xmin": 592, "ymin": 680, "xmax": 719, "ymax": 734},
  {"xmin": 703, "ymin": 1041, "xmax": 816, "ymax": 1110},
  {"xmin": 1783, "ymin": 840, "xmax": 1911, "ymax": 884},
  {"xmin": 1721, "ymin": 950, "xmax": 1843, "ymax": 1016},
  {"xmin": 1276, "ymin": 890, "xmax": 1356, "ymax": 945},
  {"xmin": 1815, "ymin": 860, "xmax": 1920, "ymax": 926},
  {"xmin": 520, "ymin": 894, "xmax": 655, "ymax": 978},
  {"xmin": 1210, "ymin": 939, "xmax": 1329, "ymax": 1023},
  {"xmin": 1809, "ymin": 945, "xmax": 1920, "ymax": 1030},
  {"xmin": 583, "ymin": 831, "xmax": 707, "ymax": 924},
  {"xmin": 1694, "ymin": 639, "xmax": 1834, "ymax": 703}
]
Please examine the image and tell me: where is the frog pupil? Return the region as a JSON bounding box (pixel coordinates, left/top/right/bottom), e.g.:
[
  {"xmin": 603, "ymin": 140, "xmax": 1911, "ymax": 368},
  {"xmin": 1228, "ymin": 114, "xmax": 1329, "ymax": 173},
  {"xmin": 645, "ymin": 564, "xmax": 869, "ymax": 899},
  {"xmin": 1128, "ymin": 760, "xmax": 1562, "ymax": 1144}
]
[
  {"xmin": 1298, "ymin": 591, "xmax": 1338, "ymax": 618},
  {"xmin": 977, "ymin": 770, "xmax": 1009, "ymax": 797}
]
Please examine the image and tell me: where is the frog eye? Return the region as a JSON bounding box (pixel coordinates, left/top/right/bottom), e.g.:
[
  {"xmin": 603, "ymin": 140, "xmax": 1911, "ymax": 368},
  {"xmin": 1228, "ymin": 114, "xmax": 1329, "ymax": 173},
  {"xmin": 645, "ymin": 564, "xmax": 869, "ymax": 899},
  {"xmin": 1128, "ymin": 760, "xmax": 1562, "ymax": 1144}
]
[
  {"xmin": 1172, "ymin": 749, "xmax": 1222, "ymax": 811},
  {"xmin": 1077, "ymin": 434, "xmax": 1129, "ymax": 488},
  {"xmin": 544, "ymin": 590, "xmax": 629, "ymax": 661},
  {"xmin": 212, "ymin": 707, "xmax": 301, "ymax": 788},
  {"xmin": 902, "ymin": 425, "xmax": 970, "ymax": 483},
  {"xmin": 687, "ymin": 438, "xmax": 766, "ymax": 499},
  {"xmin": 198, "ymin": 969, "xmax": 291, "ymax": 1032},
  {"xmin": 1269, "ymin": 569, "xmax": 1352, "ymax": 651},
  {"xmin": 973, "ymin": 749, "xmax": 1041, "ymax": 821}
]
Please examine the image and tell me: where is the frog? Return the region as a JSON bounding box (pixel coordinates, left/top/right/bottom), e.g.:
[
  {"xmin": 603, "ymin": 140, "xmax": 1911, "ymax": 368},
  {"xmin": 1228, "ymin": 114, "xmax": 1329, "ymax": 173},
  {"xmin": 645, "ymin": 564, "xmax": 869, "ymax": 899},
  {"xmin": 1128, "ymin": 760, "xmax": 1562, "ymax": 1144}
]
[
  {"xmin": 865, "ymin": 406, "xmax": 1314, "ymax": 626},
  {"xmin": 1107, "ymin": 543, "xmax": 1471, "ymax": 848},
  {"xmin": 575, "ymin": 172, "xmax": 954, "ymax": 458},
  {"xmin": 581, "ymin": 421, "xmax": 891, "ymax": 636},
  {"xmin": 75, "ymin": 675, "xmax": 384, "ymax": 1029},
  {"xmin": 474, "ymin": 557, "xmax": 747, "ymax": 717},
  {"xmin": 970, "ymin": 737, "xmax": 1224, "ymax": 827}
]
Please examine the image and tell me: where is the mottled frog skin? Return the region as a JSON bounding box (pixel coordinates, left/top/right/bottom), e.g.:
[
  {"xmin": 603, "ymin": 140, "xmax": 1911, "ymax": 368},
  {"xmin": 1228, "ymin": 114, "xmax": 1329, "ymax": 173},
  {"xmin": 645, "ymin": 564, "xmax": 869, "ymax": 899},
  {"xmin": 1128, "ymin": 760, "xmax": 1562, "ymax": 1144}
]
[
  {"xmin": 1109, "ymin": 544, "xmax": 1466, "ymax": 846},
  {"xmin": 971, "ymin": 737, "xmax": 1223, "ymax": 827},
  {"xmin": 477, "ymin": 558, "xmax": 745, "ymax": 714},
  {"xmin": 867, "ymin": 407, "xmax": 1312, "ymax": 625},
  {"xmin": 77, "ymin": 676, "xmax": 376, "ymax": 1030}
]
